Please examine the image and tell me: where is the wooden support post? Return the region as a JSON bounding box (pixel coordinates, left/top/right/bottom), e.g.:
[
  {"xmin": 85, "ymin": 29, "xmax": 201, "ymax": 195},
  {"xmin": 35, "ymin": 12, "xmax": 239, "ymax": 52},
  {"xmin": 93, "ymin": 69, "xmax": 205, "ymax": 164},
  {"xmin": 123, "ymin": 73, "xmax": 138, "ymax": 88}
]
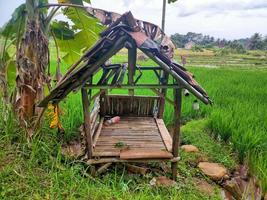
[
  {"xmin": 128, "ymin": 43, "xmax": 137, "ymax": 96},
  {"xmin": 100, "ymin": 89, "xmax": 107, "ymax": 116},
  {"xmin": 158, "ymin": 73, "xmax": 169, "ymax": 118},
  {"xmin": 171, "ymin": 87, "xmax": 182, "ymax": 180},
  {"xmin": 81, "ymin": 88, "xmax": 93, "ymax": 159}
]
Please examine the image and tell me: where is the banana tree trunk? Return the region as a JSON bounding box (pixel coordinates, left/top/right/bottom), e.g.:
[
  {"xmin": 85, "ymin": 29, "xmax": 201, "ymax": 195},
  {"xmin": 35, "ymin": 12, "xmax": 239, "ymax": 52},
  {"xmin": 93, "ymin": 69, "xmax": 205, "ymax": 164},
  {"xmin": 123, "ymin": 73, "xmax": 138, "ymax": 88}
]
[
  {"xmin": 15, "ymin": 15, "xmax": 49, "ymax": 130},
  {"xmin": 0, "ymin": 64, "xmax": 8, "ymax": 103}
]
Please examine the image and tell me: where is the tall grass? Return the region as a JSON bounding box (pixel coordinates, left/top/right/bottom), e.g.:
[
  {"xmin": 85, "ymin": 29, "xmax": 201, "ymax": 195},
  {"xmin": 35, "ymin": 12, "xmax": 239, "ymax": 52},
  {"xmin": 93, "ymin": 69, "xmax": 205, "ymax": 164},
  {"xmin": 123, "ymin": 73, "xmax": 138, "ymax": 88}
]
[{"xmin": 184, "ymin": 68, "xmax": 267, "ymax": 192}]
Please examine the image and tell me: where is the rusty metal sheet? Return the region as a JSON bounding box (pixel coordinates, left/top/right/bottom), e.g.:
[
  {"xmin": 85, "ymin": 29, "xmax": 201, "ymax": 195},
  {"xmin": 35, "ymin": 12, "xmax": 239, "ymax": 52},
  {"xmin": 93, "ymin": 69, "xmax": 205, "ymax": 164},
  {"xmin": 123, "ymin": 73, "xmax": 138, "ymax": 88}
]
[{"xmin": 86, "ymin": 7, "xmax": 175, "ymax": 59}]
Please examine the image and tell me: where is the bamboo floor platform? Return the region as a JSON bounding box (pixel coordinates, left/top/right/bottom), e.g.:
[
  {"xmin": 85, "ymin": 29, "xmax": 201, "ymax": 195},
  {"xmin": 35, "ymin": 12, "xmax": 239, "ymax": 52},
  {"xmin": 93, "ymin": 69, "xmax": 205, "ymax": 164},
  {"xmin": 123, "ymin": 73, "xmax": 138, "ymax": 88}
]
[{"xmin": 93, "ymin": 117, "xmax": 173, "ymax": 159}]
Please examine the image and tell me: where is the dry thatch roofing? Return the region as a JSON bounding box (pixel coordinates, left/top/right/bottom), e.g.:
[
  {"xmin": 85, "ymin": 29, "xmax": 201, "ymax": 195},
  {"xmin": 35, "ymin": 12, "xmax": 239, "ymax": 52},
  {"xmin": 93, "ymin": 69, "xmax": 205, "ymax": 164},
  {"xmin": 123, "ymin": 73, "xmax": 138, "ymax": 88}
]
[{"xmin": 39, "ymin": 11, "xmax": 211, "ymax": 107}]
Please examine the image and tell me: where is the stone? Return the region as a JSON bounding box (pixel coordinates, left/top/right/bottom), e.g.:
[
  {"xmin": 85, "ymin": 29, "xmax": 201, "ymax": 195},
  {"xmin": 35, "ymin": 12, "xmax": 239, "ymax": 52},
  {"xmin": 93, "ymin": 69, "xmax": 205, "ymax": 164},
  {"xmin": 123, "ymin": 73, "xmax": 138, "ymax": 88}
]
[
  {"xmin": 126, "ymin": 164, "xmax": 148, "ymax": 175},
  {"xmin": 198, "ymin": 162, "xmax": 228, "ymax": 181},
  {"xmin": 150, "ymin": 176, "xmax": 177, "ymax": 187},
  {"xmin": 181, "ymin": 145, "xmax": 199, "ymax": 153}
]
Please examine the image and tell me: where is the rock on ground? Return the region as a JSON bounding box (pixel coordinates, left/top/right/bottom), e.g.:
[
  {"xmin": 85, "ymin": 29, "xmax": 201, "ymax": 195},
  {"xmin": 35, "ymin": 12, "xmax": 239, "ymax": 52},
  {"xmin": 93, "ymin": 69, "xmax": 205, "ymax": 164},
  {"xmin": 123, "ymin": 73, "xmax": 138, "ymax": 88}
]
[
  {"xmin": 150, "ymin": 176, "xmax": 177, "ymax": 187},
  {"xmin": 198, "ymin": 162, "xmax": 228, "ymax": 181},
  {"xmin": 181, "ymin": 145, "xmax": 199, "ymax": 153}
]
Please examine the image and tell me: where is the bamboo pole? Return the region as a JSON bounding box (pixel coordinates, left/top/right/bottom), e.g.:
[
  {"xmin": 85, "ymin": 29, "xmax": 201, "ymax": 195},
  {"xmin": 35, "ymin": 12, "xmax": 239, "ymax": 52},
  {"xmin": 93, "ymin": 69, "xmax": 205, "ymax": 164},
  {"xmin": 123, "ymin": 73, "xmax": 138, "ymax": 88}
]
[
  {"xmin": 142, "ymin": 50, "xmax": 210, "ymax": 104},
  {"xmin": 81, "ymin": 88, "xmax": 93, "ymax": 158},
  {"xmin": 128, "ymin": 43, "xmax": 137, "ymax": 96},
  {"xmin": 158, "ymin": 73, "xmax": 169, "ymax": 118},
  {"xmin": 171, "ymin": 87, "xmax": 182, "ymax": 180},
  {"xmin": 84, "ymin": 84, "xmax": 181, "ymax": 90}
]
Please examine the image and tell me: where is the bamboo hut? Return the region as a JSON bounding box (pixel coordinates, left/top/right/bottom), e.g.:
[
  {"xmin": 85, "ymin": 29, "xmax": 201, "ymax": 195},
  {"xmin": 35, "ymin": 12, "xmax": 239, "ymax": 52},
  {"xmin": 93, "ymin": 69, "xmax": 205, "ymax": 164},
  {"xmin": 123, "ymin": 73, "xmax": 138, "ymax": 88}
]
[{"xmin": 39, "ymin": 11, "xmax": 211, "ymax": 179}]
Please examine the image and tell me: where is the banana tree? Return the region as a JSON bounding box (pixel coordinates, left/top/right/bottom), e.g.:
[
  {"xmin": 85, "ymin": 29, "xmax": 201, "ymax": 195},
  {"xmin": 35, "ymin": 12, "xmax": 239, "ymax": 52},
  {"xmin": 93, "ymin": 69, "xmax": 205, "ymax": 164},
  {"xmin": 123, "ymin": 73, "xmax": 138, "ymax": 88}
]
[
  {"xmin": 1, "ymin": 0, "xmax": 101, "ymax": 135},
  {"xmin": 0, "ymin": 4, "xmax": 26, "ymax": 103}
]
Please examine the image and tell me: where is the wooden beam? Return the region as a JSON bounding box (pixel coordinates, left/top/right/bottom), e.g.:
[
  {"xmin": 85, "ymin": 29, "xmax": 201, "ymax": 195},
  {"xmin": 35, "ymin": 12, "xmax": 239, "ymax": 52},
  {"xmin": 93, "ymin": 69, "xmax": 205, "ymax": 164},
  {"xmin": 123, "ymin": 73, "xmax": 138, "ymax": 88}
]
[
  {"xmin": 158, "ymin": 73, "xmax": 169, "ymax": 118},
  {"xmin": 92, "ymin": 117, "xmax": 104, "ymax": 148},
  {"xmin": 96, "ymin": 163, "xmax": 112, "ymax": 175},
  {"xmin": 142, "ymin": 50, "xmax": 210, "ymax": 104},
  {"xmin": 81, "ymin": 88, "xmax": 93, "ymax": 159},
  {"xmin": 84, "ymin": 84, "xmax": 181, "ymax": 90},
  {"xmin": 150, "ymin": 88, "xmax": 175, "ymax": 106},
  {"xmin": 86, "ymin": 157, "xmax": 180, "ymax": 165},
  {"xmin": 155, "ymin": 118, "xmax": 173, "ymax": 152},
  {"xmin": 128, "ymin": 42, "xmax": 137, "ymax": 96},
  {"xmin": 138, "ymin": 66, "xmax": 162, "ymax": 70},
  {"xmin": 120, "ymin": 149, "xmax": 173, "ymax": 160},
  {"xmin": 171, "ymin": 87, "xmax": 182, "ymax": 180}
]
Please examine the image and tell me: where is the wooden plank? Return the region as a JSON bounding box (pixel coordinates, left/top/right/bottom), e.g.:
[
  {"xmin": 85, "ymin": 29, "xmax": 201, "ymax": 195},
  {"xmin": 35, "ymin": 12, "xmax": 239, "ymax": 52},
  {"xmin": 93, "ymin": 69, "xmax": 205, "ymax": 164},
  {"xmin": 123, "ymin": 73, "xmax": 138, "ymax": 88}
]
[
  {"xmin": 92, "ymin": 117, "xmax": 104, "ymax": 147},
  {"xmin": 97, "ymin": 136, "xmax": 163, "ymax": 140},
  {"xmin": 81, "ymin": 88, "xmax": 93, "ymax": 158},
  {"xmin": 84, "ymin": 84, "xmax": 181, "ymax": 90},
  {"xmin": 155, "ymin": 118, "xmax": 173, "ymax": 152},
  {"xmin": 87, "ymin": 158, "xmax": 178, "ymax": 165},
  {"xmin": 97, "ymin": 140, "xmax": 163, "ymax": 144},
  {"xmin": 96, "ymin": 163, "xmax": 112, "ymax": 175},
  {"xmin": 93, "ymin": 151, "xmax": 120, "ymax": 157},
  {"xmin": 97, "ymin": 141, "xmax": 164, "ymax": 144},
  {"xmin": 95, "ymin": 145, "xmax": 166, "ymax": 149},
  {"xmin": 120, "ymin": 149, "xmax": 173, "ymax": 160},
  {"xmin": 91, "ymin": 122, "xmax": 99, "ymax": 138}
]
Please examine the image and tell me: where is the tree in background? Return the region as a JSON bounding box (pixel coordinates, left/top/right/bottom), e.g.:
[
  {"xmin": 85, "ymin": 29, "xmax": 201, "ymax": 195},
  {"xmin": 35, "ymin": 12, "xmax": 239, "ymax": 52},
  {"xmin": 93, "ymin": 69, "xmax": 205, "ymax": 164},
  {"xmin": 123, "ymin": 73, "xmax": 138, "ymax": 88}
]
[
  {"xmin": 248, "ymin": 33, "xmax": 264, "ymax": 50},
  {"xmin": 264, "ymin": 37, "xmax": 267, "ymax": 50},
  {"xmin": 170, "ymin": 33, "xmax": 187, "ymax": 48},
  {"xmin": 170, "ymin": 31, "xmax": 267, "ymax": 52}
]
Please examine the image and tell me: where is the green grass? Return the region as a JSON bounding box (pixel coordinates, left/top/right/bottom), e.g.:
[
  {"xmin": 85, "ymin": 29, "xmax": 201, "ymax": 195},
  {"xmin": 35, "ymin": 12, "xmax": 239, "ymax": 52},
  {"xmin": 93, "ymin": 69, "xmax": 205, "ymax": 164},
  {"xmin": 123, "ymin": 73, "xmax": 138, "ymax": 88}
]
[{"xmin": 0, "ymin": 103, "xmax": 227, "ymax": 199}]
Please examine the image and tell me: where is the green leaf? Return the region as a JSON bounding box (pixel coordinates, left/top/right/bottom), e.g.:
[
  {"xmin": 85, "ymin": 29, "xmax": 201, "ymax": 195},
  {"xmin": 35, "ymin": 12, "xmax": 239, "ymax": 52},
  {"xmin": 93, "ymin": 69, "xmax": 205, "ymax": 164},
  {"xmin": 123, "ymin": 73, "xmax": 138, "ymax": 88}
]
[
  {"xmin": 51, "ymin": 21, "xmax": 75, "ymax": 40},
  {"xmin": 0, "ymin": 4, "xmax": 26, "ymax": 40},
  {"xmin": 6, "ymin": 60, "xmax": 16, "ymax": 88},
  {"xmin": 54, "ymin": 7, "xmax": 104, "ymax": 65},
  {"xmin": 57, "ymin": 0, "xmax": 83, "ymax": 5}
]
